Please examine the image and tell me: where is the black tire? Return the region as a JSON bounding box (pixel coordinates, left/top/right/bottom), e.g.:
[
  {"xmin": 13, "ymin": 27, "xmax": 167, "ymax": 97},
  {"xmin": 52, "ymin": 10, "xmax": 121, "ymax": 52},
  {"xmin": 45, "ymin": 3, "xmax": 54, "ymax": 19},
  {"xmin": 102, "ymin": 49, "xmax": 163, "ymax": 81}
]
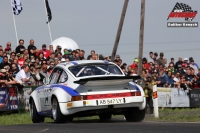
[
  {"xmin": 52, "ymin": 97, "xmax": 65, "ymax": 123},
  {"xmin": 99, "ymin": 113, "xmax": 112, "ymax": 121},
  {"xmin": 30, "ymin": 100, "xmax": 44, "ymax": 123},
  {"xmin": 125, "ymin": 108, "xmax": 145, "ymax": 122},
  {"xmin": 65, "ymin": 115, "xmax": 74, "ymax": 123}
]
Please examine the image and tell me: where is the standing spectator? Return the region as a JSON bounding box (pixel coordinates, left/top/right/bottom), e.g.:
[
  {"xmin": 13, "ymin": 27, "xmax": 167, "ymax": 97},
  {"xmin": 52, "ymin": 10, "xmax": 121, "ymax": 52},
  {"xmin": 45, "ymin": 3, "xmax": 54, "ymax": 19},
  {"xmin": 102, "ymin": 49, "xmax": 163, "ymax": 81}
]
[
  {"xmin": 183, "ymin": 58, "xmax": 189, "ymax": 67},
  {"xmin": 38, "ymin": 53, "xmax": 45, "ymax": 61},
  {"xmin": 38, "ymin": 44, "xmax": 50, "ymax": 59},
  {"xmin": 157, "ymin": 71, "xmax": 167, "ymax": 87},
  {"xmin": 79, "ymin": 50, "xmax": 85, "ymax": 60},
  {"xmin": 157, "ymin": 52, "xmax": 165, "ymax": 66},
  {"xmin": 185, "ymin": 69, "xmax": 194, "ymax": 82},
  {"xmin": 173, "ymin": 72, "xmax": 180, "ymax": 83},
  {"xmin": 55, "ymin": 46, "xmax": 62, "ymax": 54},
  {"xmin": 175, "ymin": 57, "xmax": 183, "ymax": 71},
  {"xmin": 164, "ymin": 58, "xmax": 168, "ymax": 67},
  {"xmin": 15, "ymin": 39, "xmax": 25, "ymax": 54},
  {"xmin": 153, "ymin": 52, "xmax": 158, "ymax": 64},
  {"xmin": 165, "ymin": 71, "xmax": 174, "ymax": 87},
  {"xmin": 0, "ymin": 56, "xmax": 11, "ymax": 69},
  {"xmin": 168, "ymin": 63, "xmax": 175, "ymax": 73},
  {"xmin": 28, "ymin": 39, "xmax": 37, "ymax": 59},
  {"xmin": 49, "ymin": 45, "xmax": 54, "ymax": 51},
  {"xmin": 15, "ymin": 65, "xmax": 30, "ymax": 86},
  {"xmin": 48, "ymin": 52, "xmax": 55, "ymax": 62},
  {"xmin": 5, "ymin": 42, "xmax": 12, "ymax": 55},
  {"xmin": 175, "ymin": 64, "xmax": 185, "ymax": 75},
  {"xmin": 131, "ymin": 58, "xmax": 138, "ymax": 70},
  {"xmin": 87, "ymin": 50, "xmax": 95, "ymax": 60},
  {"xmin": 190, "ymin": 59, "xmax": 198, "ymax": 75},
  {"xmin": 170, "ymin": 58, "xmax": 175, "ymax": 66},
  {"xmin": 17, "ymin": 54, "xmax": 25, "ymax": 67},
  {"xmin": 189, "ymin": 57, "xmax": 199, "ymax": 68},
  {"xmin": 147, "ymin": 52, "xmax": 154, "ymax": 63},
  {"xmin": 0, "ymin": 50, "xmax": 3, "ymax": 63},
  {"xmin": 56, "ymin": 52, "xmax": 62, "ymax": 60},
  {"xmin": 9, "ymin": 52, "xmax": 16, "ymax": 64}
]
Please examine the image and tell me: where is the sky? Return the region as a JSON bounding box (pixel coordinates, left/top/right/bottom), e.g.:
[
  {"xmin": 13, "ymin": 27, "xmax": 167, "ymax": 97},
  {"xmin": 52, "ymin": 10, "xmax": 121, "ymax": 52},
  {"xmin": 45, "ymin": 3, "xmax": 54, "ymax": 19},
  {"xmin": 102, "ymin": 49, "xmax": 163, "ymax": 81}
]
[{"xmin": 0, "ymin": 0, "xmax": 199, "ymax": 65}]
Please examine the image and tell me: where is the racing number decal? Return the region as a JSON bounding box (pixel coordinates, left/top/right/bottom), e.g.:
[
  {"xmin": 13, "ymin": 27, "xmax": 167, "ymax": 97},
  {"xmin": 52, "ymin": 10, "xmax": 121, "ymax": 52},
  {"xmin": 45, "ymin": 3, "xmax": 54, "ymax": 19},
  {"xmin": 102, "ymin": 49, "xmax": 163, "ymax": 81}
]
[{"xmin": 153, "ymin": 91, "xmax": 158, "ymax": 99}]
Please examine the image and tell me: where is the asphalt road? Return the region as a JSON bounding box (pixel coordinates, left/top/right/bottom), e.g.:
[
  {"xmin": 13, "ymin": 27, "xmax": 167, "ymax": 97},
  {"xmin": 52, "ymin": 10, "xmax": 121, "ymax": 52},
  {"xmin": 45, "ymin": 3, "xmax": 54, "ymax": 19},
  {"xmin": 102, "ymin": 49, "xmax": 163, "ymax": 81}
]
[{"xmin": 0, "ymin": 119, "xmax": 200, "ymax": 133}]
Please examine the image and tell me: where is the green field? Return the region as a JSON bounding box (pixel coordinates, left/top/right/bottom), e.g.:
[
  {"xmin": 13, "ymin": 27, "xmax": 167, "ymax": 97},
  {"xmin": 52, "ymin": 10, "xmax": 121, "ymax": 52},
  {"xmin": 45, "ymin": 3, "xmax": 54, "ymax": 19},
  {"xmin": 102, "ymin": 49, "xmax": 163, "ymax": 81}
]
[{"xmin": 0, "ymin": 108, "xmax": 200, "ymax": 125}]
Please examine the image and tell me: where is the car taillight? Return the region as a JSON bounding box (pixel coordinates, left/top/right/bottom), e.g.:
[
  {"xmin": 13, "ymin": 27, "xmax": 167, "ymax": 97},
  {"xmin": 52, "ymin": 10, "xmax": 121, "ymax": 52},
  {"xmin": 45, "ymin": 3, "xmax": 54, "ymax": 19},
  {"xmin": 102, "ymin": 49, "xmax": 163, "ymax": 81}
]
[
  {"xmin": 131, "ymin": 92, "xmax": 141, "ymax": 96},
  {"xmin": 71, "ymin": 95, "xmax": 87, "ymax": 101}
]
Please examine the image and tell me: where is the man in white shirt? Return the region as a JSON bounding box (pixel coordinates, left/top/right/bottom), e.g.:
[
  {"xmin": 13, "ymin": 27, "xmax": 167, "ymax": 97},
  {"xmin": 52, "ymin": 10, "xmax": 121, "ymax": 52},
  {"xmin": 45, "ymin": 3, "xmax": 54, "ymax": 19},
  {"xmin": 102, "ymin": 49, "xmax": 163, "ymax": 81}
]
[
  {"xmin": 15, "ymin": 65, "xmax": 30, "ymax": 85},
  {"xmin": 148, "ymin": 52, "xmax": 154, "ymax": 63}
]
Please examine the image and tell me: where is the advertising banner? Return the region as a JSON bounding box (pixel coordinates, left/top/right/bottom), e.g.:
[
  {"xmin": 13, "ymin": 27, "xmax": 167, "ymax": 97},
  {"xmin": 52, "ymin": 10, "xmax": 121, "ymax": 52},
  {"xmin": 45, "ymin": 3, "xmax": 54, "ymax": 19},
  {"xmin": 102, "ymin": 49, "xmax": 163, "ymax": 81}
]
[
  {"xmin": 0, "ymin": 87, "xmax": 18, "ymax": 111},
  {"xmin": 157, "ymin": 87, "xmax": 172, "ymax": 107},
  {"xmin": 189, "ymin": 89, "xmax": 200, "ymax": 107},
  {"xmin": 171, "ymin": 88, "xmax": 190, "ymax": 107}
]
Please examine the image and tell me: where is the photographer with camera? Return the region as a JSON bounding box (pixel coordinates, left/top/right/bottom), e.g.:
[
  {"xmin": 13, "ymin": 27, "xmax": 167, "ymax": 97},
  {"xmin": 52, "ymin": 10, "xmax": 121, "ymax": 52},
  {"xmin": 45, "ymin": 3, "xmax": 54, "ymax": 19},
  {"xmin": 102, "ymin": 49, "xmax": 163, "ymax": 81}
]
[{"xmin": 141, "ymin": 75, "xmax": 154, "ymax": 114}]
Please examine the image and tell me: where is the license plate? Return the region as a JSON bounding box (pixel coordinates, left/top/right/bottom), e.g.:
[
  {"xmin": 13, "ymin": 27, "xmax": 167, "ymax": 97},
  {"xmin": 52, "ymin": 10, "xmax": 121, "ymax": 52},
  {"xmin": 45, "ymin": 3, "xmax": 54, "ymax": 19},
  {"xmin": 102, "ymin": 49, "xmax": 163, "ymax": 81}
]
[{"xmin": 98, "ymin": 98, "xmax": 123, "ymax": 105}]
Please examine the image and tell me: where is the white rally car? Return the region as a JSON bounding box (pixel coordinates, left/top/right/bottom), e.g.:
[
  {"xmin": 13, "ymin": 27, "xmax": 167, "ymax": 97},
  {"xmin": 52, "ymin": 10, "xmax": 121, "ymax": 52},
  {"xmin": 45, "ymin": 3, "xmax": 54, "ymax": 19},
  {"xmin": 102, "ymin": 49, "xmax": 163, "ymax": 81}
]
[{"xmin": 29, "ymin": 60, "xmax": 146, "ymax": 123}]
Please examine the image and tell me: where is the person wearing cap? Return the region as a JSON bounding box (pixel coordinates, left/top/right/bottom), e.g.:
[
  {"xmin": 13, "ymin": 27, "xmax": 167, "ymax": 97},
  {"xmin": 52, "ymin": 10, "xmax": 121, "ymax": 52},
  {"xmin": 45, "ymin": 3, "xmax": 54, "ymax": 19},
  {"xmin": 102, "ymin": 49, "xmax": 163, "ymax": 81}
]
[
  {"xmin": 17, "ymin": 53, "xmax": 25, "ymax": 67},
  {"xmin": 189, "ymin": 57, "xmax": 199, "ymax": 69},
  {"xmin": 37, "ymin": 44, "xmax": 50, "ymax": 59},
  {"xmin": 62, "ymin": 51, "xmax": 70, "ymax": 59},
  {"xmin": 157, "ymin": 52, "xmax": 165, "ymax": 66},
  {"xmin": 115, "ymin": 55, "xmax": 120, "ymax": 60},
  {"xmin": 175, "ymin": 64, "xmax": 185, "ymax": 75},
  {"xmin": 190, "ymin": 59, "xmax": 198, "ymax": 75},
  {"xmin": 60, "ymin": 58, "xmax": 65, "ymax": 63},
  {"xmin": 131, "ymin": 58, "xmax": 138, "ymax": 70},
  {"xmin": 55, "ymin": 45, "xmax": 62, "ymax": 54},
  {"xmin": 15, "ymin": 39, "xmax": 25, "ymax": 54}
]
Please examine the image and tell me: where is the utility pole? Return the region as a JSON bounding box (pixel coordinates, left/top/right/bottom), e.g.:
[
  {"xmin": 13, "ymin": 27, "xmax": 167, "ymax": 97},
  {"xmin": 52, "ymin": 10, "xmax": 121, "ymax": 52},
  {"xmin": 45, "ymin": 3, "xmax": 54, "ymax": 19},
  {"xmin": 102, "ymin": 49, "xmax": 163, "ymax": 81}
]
[
  {"xmin": 138, "ymin": 0, "xmax": 145, "ymax": 75},
  {"xmin": 111, "ymin": 0, "xmax": 129, "ymax": 62}
]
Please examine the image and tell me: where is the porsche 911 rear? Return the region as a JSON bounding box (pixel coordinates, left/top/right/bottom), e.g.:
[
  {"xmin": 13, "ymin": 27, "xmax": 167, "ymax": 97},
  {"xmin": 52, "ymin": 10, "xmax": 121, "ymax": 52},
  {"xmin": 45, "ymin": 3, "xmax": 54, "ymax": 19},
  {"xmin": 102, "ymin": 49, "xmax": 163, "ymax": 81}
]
[{"xmin": 59, "ymin": 77, "xmax": 146, "ymax": 122}]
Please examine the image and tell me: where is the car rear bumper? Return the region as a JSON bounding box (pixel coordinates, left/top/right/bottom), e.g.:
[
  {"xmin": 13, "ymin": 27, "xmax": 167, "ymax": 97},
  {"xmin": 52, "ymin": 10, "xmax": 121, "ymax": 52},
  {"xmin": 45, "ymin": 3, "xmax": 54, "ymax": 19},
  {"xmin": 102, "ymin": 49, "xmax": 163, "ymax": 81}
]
[{"xmin": 59, "ymin": 96, "xmax": 146, "ymax": 115}]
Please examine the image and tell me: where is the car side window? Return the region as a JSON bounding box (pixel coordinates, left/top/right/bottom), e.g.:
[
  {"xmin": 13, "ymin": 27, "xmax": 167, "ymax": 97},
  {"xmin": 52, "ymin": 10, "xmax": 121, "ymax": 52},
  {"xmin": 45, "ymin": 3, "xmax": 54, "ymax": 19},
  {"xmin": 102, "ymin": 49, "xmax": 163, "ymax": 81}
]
[
  {"xmin": 58, "ymin": 71, "xmax": 68, "ymax": 83},
  {"xmin": 49, "ymin": 69, "xmax": 62, "ymax": 84}
]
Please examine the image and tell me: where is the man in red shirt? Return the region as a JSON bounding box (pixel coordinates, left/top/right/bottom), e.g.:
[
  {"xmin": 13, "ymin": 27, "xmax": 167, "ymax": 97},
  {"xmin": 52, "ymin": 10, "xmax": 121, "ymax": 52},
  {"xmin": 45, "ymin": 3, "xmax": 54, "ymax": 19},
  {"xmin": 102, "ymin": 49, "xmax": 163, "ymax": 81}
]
[
  {"xmin": 131, "ymin": 58, "xmax": 139, "ymax": 70},
  {"xmin": 17, "ymin": 54, "xmax": 25, "ymax": 67},
  {"xmin": 38, "ymin": 44, "xmax": 50, "ymax": 59}
]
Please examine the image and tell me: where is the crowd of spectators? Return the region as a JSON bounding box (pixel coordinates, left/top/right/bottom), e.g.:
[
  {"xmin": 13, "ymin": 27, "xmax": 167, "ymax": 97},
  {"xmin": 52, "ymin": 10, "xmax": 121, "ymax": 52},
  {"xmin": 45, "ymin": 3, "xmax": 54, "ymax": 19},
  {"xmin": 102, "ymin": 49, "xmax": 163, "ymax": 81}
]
[{"xmin": 0, "ymin": 39, "xmax": 199, "ymax": 93}]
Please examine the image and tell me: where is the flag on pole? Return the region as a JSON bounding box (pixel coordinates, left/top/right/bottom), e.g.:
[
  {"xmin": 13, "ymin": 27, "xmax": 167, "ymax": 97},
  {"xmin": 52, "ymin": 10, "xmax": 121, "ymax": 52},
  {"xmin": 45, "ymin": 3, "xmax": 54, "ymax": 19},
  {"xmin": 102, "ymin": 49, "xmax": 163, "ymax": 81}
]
[
  {"xmin": 45, "ymin": 0, "xmax": 52, "ymax": 23},
  {"xmin": 12, "ymin": 0, "xmax": 23, "ymax": 15}
]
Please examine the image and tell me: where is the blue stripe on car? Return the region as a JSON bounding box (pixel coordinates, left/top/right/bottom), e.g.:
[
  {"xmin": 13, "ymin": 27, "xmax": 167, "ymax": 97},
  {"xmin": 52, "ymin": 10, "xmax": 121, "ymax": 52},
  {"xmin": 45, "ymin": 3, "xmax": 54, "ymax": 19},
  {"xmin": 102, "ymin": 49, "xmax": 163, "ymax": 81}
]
[
  {"xmin": 70, "ymin": 61, "xmax": 78, "ymax": 65},
  {"xmin": 135, "ymin": 84, "xmax": 141, "ymax": 92},
  {"xmin": 51, "ymin": 84, "xmax": 80, "ymax": 96},
  {"xmin": 103, "ymin": 60, "xmax": 109, "ymax": 64},
  {"xmin": 35, "ymin": 86, "xmax": 44, "ymax": 91}
]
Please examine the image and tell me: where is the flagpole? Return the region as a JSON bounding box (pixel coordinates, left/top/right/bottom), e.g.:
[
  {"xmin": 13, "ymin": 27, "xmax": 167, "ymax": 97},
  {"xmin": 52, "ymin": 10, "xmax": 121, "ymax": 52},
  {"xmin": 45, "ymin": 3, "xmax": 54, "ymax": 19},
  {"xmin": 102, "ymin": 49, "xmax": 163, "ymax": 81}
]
[
  {"xmin": 44, "ymin": 0, "xmax": 52, "ymax": 43},
  {"xmin": 11, "ymin": 0, "xmax": 19, "ymax": 46}
]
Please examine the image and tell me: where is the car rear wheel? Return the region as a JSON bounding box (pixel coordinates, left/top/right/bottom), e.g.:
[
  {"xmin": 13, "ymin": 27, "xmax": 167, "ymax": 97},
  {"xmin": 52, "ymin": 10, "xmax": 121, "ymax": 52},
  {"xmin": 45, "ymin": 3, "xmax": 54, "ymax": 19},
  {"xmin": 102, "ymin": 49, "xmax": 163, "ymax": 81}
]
[
  {"xmin": 30, "ymin": 100, "xmax": 44, "ymax": 123},
  {"xmin": 99, "ymin": 113, "xmax": 112, "ymax": 121},
  {"xmin": 52, "ymin": 97, "xmax": 65, "ymax": 123},
  {"xmin": 125, "ymin": 108, "xmax": 145, "ymax": 122}
]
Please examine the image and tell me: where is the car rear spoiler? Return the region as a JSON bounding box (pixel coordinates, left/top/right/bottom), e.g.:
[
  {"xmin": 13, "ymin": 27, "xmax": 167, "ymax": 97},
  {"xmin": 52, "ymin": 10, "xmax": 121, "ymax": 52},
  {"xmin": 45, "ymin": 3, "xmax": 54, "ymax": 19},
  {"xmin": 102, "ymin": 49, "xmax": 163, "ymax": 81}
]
[{"xmin": 74, "ymin": 75, "xmax": 141, "ymax": 85}]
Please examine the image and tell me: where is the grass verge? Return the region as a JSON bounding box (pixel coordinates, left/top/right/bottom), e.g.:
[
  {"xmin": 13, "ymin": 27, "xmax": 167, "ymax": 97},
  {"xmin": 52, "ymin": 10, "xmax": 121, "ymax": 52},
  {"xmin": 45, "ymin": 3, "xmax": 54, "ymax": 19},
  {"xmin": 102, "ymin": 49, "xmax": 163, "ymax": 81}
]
[{"xmin": 0, "ymin": 108, "xmax": 200, "ymax": 125}]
